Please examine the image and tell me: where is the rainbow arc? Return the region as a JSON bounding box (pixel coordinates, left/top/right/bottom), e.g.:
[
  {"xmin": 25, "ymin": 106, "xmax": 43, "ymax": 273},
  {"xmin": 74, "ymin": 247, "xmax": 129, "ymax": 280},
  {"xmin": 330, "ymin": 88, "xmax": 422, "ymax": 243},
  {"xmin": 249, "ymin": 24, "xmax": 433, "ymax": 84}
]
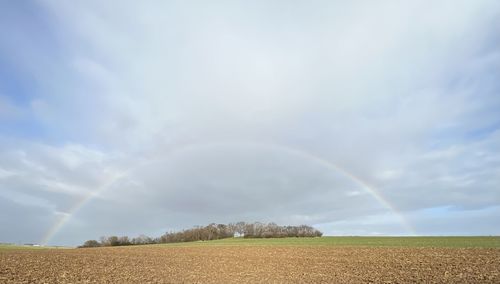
[{"xmin": 41, "ymin": 142, "xmax": 416, "ymax": 245}]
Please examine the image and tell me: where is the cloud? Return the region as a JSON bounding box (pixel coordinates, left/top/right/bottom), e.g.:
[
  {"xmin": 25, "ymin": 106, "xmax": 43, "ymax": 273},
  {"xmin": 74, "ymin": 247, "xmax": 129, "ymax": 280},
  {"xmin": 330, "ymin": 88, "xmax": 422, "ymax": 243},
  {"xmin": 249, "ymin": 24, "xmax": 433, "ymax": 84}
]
[
  {"xmin": 382, "ymin": 129, "xmax": 500, "ymax": 211},
  {"xmin": 0, "ymin": 0, "xmax": 499, "ymax": 245},
  {"xmin": 0, "ymin": 195, "xmax": 55, "ymax": 244}
]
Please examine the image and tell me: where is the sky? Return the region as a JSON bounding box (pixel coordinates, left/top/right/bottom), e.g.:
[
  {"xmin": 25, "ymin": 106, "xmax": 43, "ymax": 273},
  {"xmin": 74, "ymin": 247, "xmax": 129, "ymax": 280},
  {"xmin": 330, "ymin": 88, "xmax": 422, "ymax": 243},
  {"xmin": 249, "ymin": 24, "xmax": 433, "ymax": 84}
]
[{"xmin": 0, "ymin": 0, "xmax": 499, "ymax": 246}]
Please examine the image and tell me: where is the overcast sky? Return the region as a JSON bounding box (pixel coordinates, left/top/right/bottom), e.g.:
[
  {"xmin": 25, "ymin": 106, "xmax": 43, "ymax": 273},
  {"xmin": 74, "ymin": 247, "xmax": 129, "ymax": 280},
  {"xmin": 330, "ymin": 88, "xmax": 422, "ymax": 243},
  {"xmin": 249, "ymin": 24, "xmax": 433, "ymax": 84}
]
[{"xmin": 1, "ymin": 0, "xmax": 499, "ymax": 246}]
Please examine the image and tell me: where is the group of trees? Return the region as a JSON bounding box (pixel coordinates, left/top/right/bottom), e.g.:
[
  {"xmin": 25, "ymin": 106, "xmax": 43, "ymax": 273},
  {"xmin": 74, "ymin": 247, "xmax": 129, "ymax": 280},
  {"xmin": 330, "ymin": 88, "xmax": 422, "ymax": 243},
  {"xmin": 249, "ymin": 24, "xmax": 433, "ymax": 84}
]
[
  {"xmin": 239, "ymin": 222, "xmax": 323, "ymax": 238},
  {"xmin": 80, "ymin": 235, "xmax": 157, "ymax": 248},
  {"xmin": 79, "ymin": 222, "xmax": 323, "ymax": 248},
  {"xmin": 160, "ymin": 223, "xmax": 234, "ymax": 243}
]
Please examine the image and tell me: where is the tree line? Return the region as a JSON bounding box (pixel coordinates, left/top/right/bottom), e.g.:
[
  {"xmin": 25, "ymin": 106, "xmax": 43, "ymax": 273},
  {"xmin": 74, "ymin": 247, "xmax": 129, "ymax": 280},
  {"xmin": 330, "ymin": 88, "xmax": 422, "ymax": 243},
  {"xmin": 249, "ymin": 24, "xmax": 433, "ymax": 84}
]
[{"xmin": 79, "ymin": 222, "xmax": 323, "ymax": 248}]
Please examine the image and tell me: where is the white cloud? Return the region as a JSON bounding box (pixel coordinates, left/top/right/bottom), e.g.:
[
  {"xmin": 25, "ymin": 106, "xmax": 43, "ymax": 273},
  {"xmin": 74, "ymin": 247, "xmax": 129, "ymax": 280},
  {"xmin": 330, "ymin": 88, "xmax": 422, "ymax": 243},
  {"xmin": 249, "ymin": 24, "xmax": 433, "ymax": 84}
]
[{"xmin": 1, "ymin": 0, "xmax": 499, "ymax": 244}]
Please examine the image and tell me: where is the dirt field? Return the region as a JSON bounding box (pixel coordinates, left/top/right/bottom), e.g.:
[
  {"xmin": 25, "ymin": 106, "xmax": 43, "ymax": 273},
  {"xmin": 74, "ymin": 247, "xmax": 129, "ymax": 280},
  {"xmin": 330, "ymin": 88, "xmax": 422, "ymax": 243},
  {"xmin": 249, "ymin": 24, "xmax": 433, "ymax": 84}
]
[{"xmin": 1, "ymin": 245, "xmax": 499, "ymax": 283}]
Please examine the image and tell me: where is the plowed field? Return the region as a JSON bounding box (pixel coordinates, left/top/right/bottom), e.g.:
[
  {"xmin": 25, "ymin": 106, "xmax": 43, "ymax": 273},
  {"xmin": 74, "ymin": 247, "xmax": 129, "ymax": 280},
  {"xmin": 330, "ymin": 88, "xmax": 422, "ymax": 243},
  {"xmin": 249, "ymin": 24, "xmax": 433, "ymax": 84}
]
[{"xmin": 1, "ymin": 245, "xmax": 499, "ymax": 283}]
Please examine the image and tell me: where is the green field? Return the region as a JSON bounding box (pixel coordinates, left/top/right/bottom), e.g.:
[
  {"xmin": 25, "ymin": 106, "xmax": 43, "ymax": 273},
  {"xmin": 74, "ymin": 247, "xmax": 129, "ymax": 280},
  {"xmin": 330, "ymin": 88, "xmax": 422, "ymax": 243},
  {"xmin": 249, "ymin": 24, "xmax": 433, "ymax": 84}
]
[
  {"xmin": 2, "ymin": 237, "xmax": 499, "ymax": 251},
  {"xmin": 152, "ymin": 236, "xmax": 500, "ymax": 248}
]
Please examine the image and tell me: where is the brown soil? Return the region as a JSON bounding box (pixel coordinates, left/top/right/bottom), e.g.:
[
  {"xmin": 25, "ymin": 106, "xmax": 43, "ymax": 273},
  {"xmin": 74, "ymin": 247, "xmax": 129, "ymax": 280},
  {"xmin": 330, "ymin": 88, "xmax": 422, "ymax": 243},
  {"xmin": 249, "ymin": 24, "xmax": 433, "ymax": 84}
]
[{"xmin": 1, "ymin": 246, "xmax": 499, "ymax": 283}]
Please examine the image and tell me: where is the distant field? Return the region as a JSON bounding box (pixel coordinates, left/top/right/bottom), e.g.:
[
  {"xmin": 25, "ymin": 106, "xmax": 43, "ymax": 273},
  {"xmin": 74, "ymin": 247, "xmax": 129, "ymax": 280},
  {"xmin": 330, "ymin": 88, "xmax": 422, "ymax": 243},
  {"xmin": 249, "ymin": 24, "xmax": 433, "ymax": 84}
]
[
  {"xmin": 0, "ymin": 244, "xmax": 58, "ymax": 250},
  {"xmin": 153, "ymin": 236, "xmax": 500, "ymax": 248},
  {"xmin": 1, "ymin": 237, "xmax": 498, "ymax": 251}
]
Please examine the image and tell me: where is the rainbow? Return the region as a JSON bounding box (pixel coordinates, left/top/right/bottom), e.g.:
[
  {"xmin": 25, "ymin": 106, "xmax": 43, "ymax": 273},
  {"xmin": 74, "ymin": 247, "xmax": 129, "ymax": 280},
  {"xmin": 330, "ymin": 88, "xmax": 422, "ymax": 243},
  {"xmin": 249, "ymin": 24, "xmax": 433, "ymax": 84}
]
[{"xmin": 40, "ymin": 142, "xmax": 416, "ymax": 245}]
